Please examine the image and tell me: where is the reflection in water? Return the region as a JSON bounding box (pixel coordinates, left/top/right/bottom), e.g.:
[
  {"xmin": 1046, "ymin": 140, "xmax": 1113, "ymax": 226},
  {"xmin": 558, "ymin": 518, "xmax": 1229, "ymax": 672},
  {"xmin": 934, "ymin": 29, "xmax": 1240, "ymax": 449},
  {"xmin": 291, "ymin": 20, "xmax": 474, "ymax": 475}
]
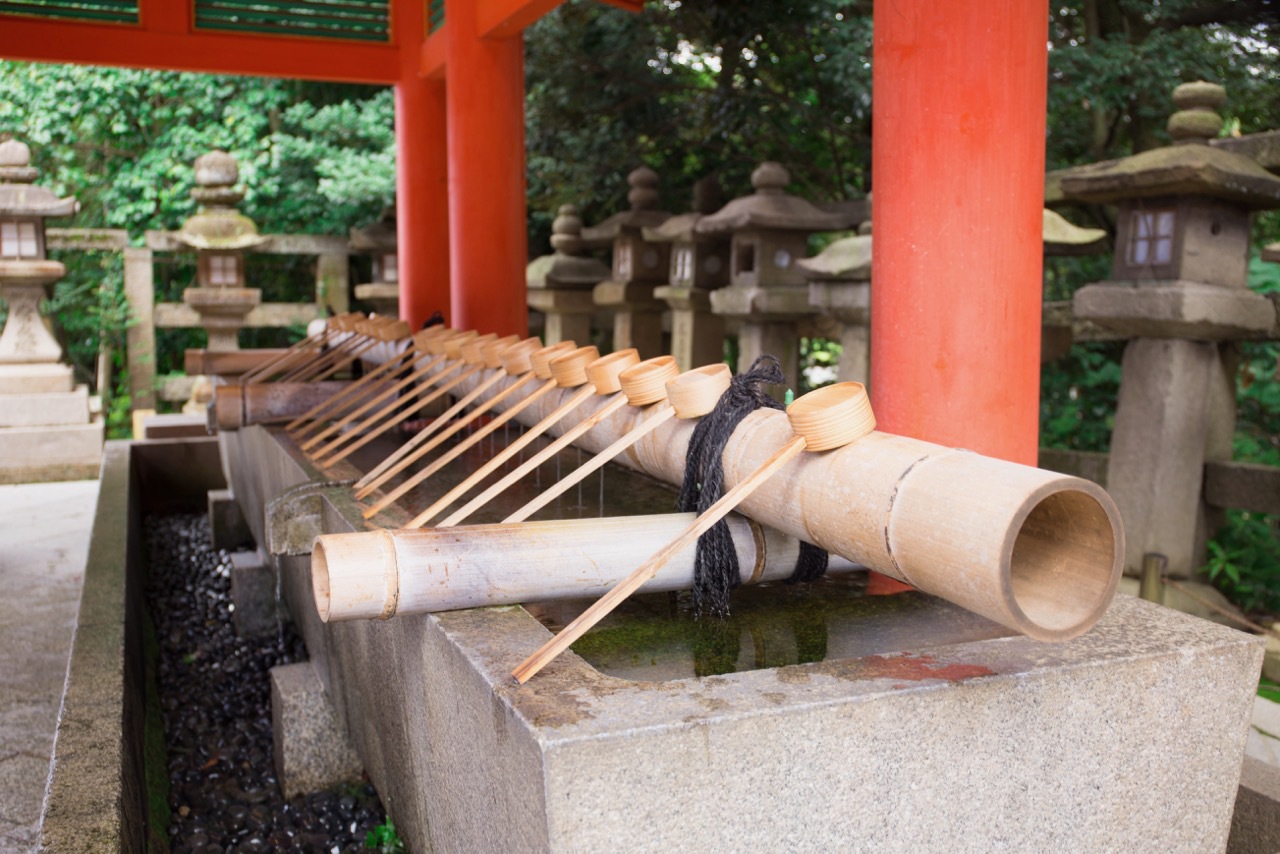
[{"xmin": 527, "ymin": 573, "xmax": 1016, "ymax": 682}]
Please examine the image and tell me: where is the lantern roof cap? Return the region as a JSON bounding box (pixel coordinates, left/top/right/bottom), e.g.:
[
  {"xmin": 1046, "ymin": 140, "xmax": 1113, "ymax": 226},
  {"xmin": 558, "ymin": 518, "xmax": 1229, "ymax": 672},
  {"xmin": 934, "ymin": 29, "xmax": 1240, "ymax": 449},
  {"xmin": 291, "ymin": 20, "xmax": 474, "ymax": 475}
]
[
  {"xmin": 0, "ymin": 138, "xmax": 78, "ymax": 218},
  {"xmin": 1060, "ymin": 81, "xmax": 1280, "ymax": 209},
  {"xmin": 696, "ymin": 162, "xmax": 849, "ymax": 235},
  {"xmin": 798, "ymin": 234, "xmax": 871, "ymax": 280},
  {"xmin": 643, "ymin": 176, "xmax": 727, "ymax": 243}
]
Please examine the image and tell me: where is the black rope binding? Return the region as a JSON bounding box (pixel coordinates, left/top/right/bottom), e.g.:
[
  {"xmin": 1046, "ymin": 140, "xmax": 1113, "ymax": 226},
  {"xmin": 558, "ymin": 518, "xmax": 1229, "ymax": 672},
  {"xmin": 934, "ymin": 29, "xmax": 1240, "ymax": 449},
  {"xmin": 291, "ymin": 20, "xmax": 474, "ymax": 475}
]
[{"xmin": 677, "ymin": 354, "xmax": 829, "ymax": 617}]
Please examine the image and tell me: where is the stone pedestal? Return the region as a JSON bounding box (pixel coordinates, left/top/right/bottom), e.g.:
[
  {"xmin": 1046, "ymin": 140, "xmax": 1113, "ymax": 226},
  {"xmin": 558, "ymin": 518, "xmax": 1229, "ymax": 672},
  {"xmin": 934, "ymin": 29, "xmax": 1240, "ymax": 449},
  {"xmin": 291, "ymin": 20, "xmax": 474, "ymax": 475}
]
[
  {"xmin": 593, "ymin": 280, "xmax": 666, "ymax": 359},
  {"xmin": 183, "ymin": 286, "xmax": 260, "ymax": 351},
  {"xmin": 0, "ymin": 271, "xmax": 102, "ymax": 483},
  {"xmin": 527, "ymin": 288, "xmax": 594, "ymax": 346},
  {"xmin": 711, "ymin": 284, "xmax": 814, "ymax": 393},
  {"xmin": 654, "ymin": 285, "xmax": 724, "ymax": 371},
  {"xmin": 271, "ymin": 661, "xmax": 363, "ymax": 799},
  {"xmin": 809, "ymin": 280, "xmax": 871, "ymax": 385}
]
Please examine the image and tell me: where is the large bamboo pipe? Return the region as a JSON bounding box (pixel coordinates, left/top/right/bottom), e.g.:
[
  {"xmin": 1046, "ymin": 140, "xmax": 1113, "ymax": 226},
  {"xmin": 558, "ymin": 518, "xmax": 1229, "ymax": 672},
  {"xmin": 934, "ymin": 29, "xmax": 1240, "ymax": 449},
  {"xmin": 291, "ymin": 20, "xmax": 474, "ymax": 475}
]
[
  {"xmin": 312, "ymin": 513, "xmax": 862, "ymax": 622},
  {"xmin": 336, "ymin": 367, "xmax": 1123, "ymax": 642}
]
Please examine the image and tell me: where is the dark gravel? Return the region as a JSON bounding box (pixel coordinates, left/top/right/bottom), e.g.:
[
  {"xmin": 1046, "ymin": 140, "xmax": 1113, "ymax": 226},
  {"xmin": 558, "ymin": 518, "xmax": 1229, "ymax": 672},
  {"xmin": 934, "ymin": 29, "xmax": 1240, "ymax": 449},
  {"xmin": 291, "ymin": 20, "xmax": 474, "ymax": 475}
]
[{"xmin": 145, "ymin": 513, "xmax": 390, "ymax": 853}]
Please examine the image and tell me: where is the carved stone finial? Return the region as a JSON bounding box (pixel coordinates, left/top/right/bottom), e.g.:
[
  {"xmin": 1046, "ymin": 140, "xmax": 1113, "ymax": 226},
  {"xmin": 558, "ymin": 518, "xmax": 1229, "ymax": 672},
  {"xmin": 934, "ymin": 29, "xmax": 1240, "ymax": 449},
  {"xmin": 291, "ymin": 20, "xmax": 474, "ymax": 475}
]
[
  {"xmin": 1167, "ymin": 81, "xmax": 1226, "ymax": 144},
  {"xmin": 752, "ymin": 161, "xmax": 790, "ymax": 195},
  {"xmin": 191, "ymin": 150, "xmax": 245, "ymax": 208},
  {"xmin": 0, "ymin": 138, "xmax": 37, "ymax": 183},
  {"xmin": 549, "ymin": 204, "xmax": 585, "ymax": 254},
  {"xmin": 627, "ymin": 166, "xmax": 660, "ymax": 210}
]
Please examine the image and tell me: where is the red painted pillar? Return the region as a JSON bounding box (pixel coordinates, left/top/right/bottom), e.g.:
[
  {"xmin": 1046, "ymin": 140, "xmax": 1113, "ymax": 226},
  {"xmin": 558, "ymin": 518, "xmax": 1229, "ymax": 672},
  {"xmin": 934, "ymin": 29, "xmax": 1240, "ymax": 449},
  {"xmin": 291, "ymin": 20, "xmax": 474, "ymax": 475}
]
[
  {"xmin": 395, "ymin": 73, "xmax": 450, "ymax": 329},
  {"xmin": 444, "ymin": 4, "xmax": 529, "ymax": 337},
  {"xmin": 871, "ymin": 0, "xmax": 1048, "ymax": 464}
]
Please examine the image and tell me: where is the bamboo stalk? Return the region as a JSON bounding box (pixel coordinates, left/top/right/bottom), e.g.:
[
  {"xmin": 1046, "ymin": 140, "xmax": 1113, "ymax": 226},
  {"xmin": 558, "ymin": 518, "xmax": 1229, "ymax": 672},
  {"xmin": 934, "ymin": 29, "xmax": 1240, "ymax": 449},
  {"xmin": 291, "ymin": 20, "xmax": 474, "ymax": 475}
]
[
  {"xmin": 352, "ymin": 337, "xmax": 547, "ymax": 498},
  {"xmin": 402, "ymin": 347, "xmax": 640, "ymax": 527},
  {"xmin": 312, "ymin": 513, "xmax": 863, "ymax": 621},
  {"xmin": 511, "ymin": 382, "xmax": 877, "ymax": 683}
]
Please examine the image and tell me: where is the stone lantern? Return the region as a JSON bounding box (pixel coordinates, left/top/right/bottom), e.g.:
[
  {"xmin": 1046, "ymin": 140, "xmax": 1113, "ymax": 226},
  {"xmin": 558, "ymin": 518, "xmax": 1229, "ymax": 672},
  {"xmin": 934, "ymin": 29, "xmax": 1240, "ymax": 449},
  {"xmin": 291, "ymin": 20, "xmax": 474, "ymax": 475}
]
[
  {"xmin": 1061, "ymin": 81, "xmax": 1280, "ymax": 579},
  {"xmin": 697, "ymin": 162, "xmax": 848, "ymax": 391},
  {"xmin": 0, "ymin": 138, "xmax": 102, "ymax": 481},
  {"xmin": 351, "ymin": 205, "xmax": 399, "ymax": 317},
  {"xmin": 647, "ymin": 176, "xmax": 731, "ymax": 371},
  {"xmin": 176, "ymin": 150, "xmax": 269, "ymax": 351},
  {"xmin": 802, "ymin": 220, "xmax": 872, "ymax": 385},
  {"xmin": 527, "ymin": 204, "xmax": 611, "ymax": 345},
  {"xmin": 583, "ymin": 166, "xmax": 672, "ymax": 358}
]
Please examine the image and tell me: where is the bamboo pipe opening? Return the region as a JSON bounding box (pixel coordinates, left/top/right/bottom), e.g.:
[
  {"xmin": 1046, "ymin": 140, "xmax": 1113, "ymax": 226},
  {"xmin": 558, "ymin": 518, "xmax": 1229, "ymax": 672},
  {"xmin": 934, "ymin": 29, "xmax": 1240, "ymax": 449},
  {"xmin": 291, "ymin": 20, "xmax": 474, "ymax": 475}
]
[{"xmin": 1004, "ymin": 487, "xmax": 1119, "ymax": 639}]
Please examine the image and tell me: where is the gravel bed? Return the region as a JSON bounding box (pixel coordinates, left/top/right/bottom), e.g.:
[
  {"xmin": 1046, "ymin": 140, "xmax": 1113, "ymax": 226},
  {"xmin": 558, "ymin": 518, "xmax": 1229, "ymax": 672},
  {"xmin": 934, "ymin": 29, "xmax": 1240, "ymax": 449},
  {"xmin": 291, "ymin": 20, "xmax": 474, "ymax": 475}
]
[{"xmin": 145, "ymin": 513, "xmax": 390, "ymax": 853}]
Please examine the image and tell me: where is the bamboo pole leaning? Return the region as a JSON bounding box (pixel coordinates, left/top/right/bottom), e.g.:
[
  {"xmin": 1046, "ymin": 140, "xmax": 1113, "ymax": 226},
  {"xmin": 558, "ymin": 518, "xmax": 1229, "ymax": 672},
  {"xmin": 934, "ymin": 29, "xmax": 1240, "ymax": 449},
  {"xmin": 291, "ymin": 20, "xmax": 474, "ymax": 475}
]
[
  {"xmin": 353, "ymin": 335, "xmax": 541, "ymax": 497},
  {"xmin": 408, "ymin": 346, "xmax": 645, "ymax": 528},
  {"xmin": 512, "ymin": 381, "xmax": 879, "ymax": 683},
  {"xmin": 239, "ymin": 311, "xmax": 360, "ymax": 385},
  {"xmin": 360, "ymin": 340, "xmax": 576, "ymax": 519}
]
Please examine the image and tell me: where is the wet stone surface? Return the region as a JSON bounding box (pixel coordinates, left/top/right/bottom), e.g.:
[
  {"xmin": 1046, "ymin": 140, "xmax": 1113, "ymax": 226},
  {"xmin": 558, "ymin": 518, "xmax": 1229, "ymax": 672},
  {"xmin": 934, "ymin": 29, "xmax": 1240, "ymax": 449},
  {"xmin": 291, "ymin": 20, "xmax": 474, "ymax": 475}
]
[{"xmin": 146, "ymin": 514, "xmax": 388, "ymax": 852}]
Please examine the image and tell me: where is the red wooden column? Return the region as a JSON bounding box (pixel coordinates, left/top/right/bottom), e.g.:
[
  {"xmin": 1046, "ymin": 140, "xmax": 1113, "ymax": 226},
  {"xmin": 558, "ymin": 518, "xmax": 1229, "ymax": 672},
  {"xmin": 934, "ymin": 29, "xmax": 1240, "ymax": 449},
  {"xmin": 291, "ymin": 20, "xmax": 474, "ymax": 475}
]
[
  {"xmin": 444, "ymin": 2, "xmax": 529, "ymax": 336},
  {"xmin": 395, "ymin": 74, "xmax": 450, "ymax": 329},
  {"xmin": 394, "ymin": 0, "xmax": 450, "ymax": 330},
  {"xmin": 871, "ymin": 1, "xmax": 1048, "ymax": 465}
]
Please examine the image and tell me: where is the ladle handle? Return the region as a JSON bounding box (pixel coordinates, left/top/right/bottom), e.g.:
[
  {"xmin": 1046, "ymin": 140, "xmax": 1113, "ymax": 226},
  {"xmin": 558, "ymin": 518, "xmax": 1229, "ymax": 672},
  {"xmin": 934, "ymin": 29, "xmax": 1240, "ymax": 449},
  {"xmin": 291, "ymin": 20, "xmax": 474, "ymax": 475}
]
[
  {"xmin": 300, "ymin": 355, "xmax": 445, "ymax": 451},
  {"xmin": 354, "ymin": 370, "xmax": 513, "ymax": 494},
  {"xmin": 501, "ymin": 404, "xmax": 674, "ymax": 524},
  {"xmin": 404, "ymin": 383, "xmax": 598, "ymax": 528},
  {"xmin": 511, "ymin": 434, "xmax": 808, "ymax": 684},
  {"xmin": 438, "ymin": 393, "xmax": 631, "ymax": 528},
  {"xmin": 285, "ymin": 348, "xmax": 417, "ymax": 434}
]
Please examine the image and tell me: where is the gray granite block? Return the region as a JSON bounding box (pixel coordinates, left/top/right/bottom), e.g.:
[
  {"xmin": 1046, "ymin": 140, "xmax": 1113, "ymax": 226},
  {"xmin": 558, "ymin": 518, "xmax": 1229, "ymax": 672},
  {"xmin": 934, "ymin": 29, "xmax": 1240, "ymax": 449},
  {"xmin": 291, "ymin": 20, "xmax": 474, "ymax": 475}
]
[
  {"xmin": 229, "ymin": 550, "xmax": 279, "ymax": 639},
  {"xmin": 270, "ymin": 661, "xmax": 362, "ymax": 800}
]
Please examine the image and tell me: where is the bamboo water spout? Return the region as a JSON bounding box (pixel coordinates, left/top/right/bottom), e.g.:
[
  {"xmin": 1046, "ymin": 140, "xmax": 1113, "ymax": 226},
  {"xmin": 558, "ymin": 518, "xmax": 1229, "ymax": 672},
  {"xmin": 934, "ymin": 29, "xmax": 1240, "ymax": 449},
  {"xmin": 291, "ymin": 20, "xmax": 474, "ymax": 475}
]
[
  {"xmin": 353, "ymin": 335, "xmax": 540, "ymax": 496},
  {"xmin": 311, "ymin": 513, "xmax": 862, "ymax": 622},
  {"xmin": 368, "ymin": 365, "xmax": 1122, "ymax": 645},
  {"xmin": 512, "ymin": 381, "xmax": 879, "ymax": 682},
  {"xmin": 360, "ymin": 340, "xmax": 575, "ymax": 518}
]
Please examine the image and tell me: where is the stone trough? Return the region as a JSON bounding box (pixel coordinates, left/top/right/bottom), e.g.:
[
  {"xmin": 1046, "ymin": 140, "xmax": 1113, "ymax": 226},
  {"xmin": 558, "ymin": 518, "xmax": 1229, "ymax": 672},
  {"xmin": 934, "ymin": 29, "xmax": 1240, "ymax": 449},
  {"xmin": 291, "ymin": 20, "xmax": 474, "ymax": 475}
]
[{"xmin": 213, "ymin": 414, "xmax": 1263, "ymax": 853}]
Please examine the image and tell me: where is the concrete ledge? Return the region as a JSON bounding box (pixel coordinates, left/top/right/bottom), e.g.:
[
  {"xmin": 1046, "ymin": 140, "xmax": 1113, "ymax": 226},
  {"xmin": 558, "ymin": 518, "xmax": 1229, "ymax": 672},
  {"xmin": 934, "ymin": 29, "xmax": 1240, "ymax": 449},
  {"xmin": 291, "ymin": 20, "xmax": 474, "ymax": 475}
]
[
  {"xmin": 1230, "ymin": 756, "xmax": 1280, "ymax": 854},
  {"xmin": 0, "ymin": 385, "xmax": 90, "ymax": 427},
  {"xmin": 40, "ymin": 438, "xmax": 227, "ymax": 851},
  {"xmin": 0, "ymin": 422, "xmax": 102, "ymax": 485}
]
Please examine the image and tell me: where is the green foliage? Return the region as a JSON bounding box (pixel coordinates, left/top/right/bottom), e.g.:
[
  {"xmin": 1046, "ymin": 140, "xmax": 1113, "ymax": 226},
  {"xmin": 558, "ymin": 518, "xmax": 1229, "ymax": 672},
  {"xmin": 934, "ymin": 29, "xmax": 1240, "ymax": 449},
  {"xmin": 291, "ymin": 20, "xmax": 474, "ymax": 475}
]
[
  {"xmin": 365, "ymin": 818, "xmax": 405, "ymax": 853},
  {"xmin": 1206, "ymin": 510, "xmax": 1280, "ymax": 613},
  {"xmin": 0, "ymin": 62, "xmax": 392, "ymax": 430},
  {"xmin": 1039, "ymin": 343, "xmax": 1124, "ymax": 452}
]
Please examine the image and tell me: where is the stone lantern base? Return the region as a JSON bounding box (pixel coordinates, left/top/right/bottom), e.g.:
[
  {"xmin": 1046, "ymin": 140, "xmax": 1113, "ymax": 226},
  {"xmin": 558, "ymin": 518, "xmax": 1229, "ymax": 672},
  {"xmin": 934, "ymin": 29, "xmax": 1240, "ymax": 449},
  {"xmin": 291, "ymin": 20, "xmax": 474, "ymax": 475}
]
[{"xmin": 0, "ymin": 264, "xmax": 103, "ymax": 483}]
